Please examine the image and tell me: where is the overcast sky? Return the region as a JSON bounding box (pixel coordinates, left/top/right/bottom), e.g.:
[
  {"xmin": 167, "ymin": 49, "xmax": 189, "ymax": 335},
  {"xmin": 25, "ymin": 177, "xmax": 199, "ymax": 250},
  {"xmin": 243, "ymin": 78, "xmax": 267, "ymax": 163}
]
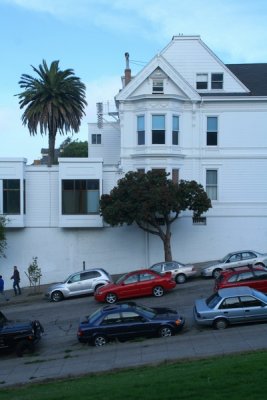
[{"xmin": 1, "ymin": 0, "xmax": 267, "ymax": 163}]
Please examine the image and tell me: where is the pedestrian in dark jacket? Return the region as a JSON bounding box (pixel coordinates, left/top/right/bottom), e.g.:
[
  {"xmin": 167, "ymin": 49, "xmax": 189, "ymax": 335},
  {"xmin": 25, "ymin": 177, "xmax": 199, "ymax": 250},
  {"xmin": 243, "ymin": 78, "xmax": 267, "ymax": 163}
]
[
  {"xmin": 0, "ymin": 275, "xmax": 9, "ymax": 301},
  {"xmin": 11, "ymin": 266, "xmax": 21, "ymax": 295}
]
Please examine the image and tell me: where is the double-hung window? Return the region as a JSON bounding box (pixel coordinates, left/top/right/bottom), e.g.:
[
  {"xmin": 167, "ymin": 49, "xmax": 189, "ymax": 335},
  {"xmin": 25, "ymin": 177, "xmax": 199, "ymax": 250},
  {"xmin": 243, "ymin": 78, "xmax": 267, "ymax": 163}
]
[
  {"xmin": 196, "ymin": 73, "xmax": 208, "ymax": 89},
  {"xmin": 211, "ymin": 73, "xmax": 223, "ymax": 89},
  {"xmin": 137, "ymin": 115, "xmax": 145, "ymax": 145},
  {"xmin": 152, "ymin": 115, "xmax": 165, "ymax": 144},
  {"xmin": 152, "ymin": 80, "xmax": 164, "ymax": 93},
  {"xmin": 62, "ymin": 179, "xmax": 100, "ymax": 214},
  {"xmin": 207, "ymin": 117, "xmax": 218, "ymax": 146},
  {"xmin": 3, "ymin": 179, "xmax": 20, "ymax": 214},
  {"xmin": 206, "ymin": 170, "xmax": 218, "ymax": 200},
  {"xmin": 172, "ymin": 115, "xmax": 179, "ymax": 145}
]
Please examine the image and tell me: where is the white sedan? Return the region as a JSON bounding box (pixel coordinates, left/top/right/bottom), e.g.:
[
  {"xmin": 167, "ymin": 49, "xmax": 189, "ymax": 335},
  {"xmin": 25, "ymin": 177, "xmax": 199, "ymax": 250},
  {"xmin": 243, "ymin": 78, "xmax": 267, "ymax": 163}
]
[
  {"xmin": 201, "ymin": 250, "xmax": 267, "ymax": 279},
  {"xmin": 149, "ymin": 261, "xmax": 197, "ymax": 284}
]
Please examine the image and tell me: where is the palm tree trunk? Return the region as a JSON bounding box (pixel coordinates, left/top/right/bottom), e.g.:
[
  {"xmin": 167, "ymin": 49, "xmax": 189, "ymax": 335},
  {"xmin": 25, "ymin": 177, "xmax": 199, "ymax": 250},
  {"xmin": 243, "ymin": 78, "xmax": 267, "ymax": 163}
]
[{"xmin": 48, "ymin": 133, "xmax": 56, "ymax": 166}]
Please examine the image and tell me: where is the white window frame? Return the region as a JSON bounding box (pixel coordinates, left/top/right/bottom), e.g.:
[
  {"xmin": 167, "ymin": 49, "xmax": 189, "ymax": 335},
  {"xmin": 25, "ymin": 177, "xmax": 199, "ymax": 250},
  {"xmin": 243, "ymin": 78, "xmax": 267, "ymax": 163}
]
[
  {"xmin": 206, "ymin": 116, "xmax": 218, "ymax": 146},
  {"xmin": 152, "ymin": 79, "xmax": 164, "ymax": 94},
  {"xmin": 206, "ymin": 169, "xmax": 218, "ymax": 201},
  {"xmin": 91, "ymin": 134, "xmax": 101, "ymax": 145},
  {"xmin": 211, "ymin": 73, "xmax": 223, "ymax": 89},
  {"xmin": 137, "ymin": 115, "xmax": 145, "ymax": 145},
  {"xmin": 172, "ymin": 115, "xmax": 179, "ymax": 145},
  {"xmin": 152, "ymin": 114, "xmax": 165, "ymax": 144},
  {"xmin": 196, "ymin": 73, "xmax": 208, "ymax": 90}
]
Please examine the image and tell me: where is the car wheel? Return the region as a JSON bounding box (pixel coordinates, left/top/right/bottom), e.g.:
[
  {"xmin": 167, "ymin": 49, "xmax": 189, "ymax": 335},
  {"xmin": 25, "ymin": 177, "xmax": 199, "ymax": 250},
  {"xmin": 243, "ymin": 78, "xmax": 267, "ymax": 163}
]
[
  {"xmin": 15, "ymin": 340, "xmax": 34, "ymax": 357},
  {"xmin": 153, "ymin": 286, "xmax": 164, "ymax": 297},
  {"xmin": 212, "ymin": 268, "xmax": 222, "ymax": 279},
  {"xmin": 51, "ymin": 290, "xmax": 64, "ymax": 302},
  {"xmin": 105, "ymin": 292, "xmax": 117, "ymax": 304},
  {"xmin": 159, "ymin": 326, "xmax": 173, "ymax": 337},
  {"xmin": 176, "ymin": 274, "xmax": 186, "ymax": 284},
  {"xmin": 94, "ymin": 335, "xmax": 107, "ymax": 347},
  {"xmin": 213, "ymin": 318, "xmax": 228, "ymax": 330}
]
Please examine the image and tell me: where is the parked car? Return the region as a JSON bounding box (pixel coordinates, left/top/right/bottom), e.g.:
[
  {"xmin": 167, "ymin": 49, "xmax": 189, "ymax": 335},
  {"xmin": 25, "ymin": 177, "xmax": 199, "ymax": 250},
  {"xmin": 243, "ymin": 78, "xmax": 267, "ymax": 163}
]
[
  {"xmin": 214, "ymin": 265, "xmax": 267, "ymax": 293},
  {"xmin": 77, "ymin": 301, "xmax": 185, "ymax": 346},
  {"xmin": 201, "ymin": 250, "xmax": 267, "ymax": 278},
  {"xmin": 0, "ymin": 311, "xmax": 44, "ymax": 357},
  {"xmin": 94, "ymin": 269, "xmax": 176, "ymax": 304},
  {"xmin": 149, "ymin": 261, "xmax": 197, "ymax": 284},
  {"xmin": 45, "ymin": 268, "xmax": 112, "ymax": 302},
  {"xmin": 194, "ymin": 286, "xmax": 267, "ymax": 330}
]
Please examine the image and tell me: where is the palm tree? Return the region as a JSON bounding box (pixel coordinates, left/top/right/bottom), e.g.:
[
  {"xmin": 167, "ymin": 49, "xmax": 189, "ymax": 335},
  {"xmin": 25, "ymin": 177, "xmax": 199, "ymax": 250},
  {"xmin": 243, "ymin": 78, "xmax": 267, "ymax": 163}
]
[{"xmin": 16, "ymin": 60, "xmax": 87, "ymax": 166}]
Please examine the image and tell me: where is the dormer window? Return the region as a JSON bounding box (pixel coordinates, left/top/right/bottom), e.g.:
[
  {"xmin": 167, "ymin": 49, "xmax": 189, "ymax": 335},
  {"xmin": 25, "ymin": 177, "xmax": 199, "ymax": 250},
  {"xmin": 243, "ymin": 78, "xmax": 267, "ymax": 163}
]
[
  {"xmin": 196, "ymin": 74, "xmax": 208, "ymax": 89},
  {"xmin": 153, "ymin": 79, "xmax": 164, "ymax": 94},
  {"xmin": 211, "ymin": 73, "xmax": 223, "ymax": 89}
]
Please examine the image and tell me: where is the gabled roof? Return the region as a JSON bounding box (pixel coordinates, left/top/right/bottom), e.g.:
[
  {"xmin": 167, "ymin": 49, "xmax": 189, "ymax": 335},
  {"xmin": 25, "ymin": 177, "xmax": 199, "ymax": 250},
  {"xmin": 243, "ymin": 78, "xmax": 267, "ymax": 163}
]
[
  {"xmin": 226, "ymin": 64, "xmax": 267, "ymax": 96},
  {"xmin": 115, "ymin": 54, "xmax": 201, "ymax": 102}
]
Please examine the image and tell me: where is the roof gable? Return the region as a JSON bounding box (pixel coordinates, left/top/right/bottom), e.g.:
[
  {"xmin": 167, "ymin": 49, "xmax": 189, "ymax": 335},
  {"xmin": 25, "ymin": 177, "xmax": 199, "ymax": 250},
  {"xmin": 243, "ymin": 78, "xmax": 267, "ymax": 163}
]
[
  {"xmin": 161, "ymin": 35, "xmax": 250, "ymax": 94},
  {"xmin": 115, "ymin": 55, "xmax": 201, "ymax": 102}
]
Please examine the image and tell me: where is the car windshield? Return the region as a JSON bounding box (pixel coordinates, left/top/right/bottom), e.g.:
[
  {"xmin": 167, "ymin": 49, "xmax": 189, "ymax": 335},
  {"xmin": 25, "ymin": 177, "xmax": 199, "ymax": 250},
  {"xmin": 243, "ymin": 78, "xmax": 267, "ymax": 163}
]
[
  {"xmin": 206, "ymin": 293, "xmax": 222, "ymax": 309},
  {"xmin": 116, "ymin": 273, "xmax": 128, "ymax": 284},
  {"xmin": 135, "ymin": 304, "xmax": 157, "ymax": 318},
  {"xmin": 221, "ymin": 253, "xmax": 232, "ymax": 263},
  {"xmin": 88, "ymin": 308, "xmax": 103, "ymax": 324}
]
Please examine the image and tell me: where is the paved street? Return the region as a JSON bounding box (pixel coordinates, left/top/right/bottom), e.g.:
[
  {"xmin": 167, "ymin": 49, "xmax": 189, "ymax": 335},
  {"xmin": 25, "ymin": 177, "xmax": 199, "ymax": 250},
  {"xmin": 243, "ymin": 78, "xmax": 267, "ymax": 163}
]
[{"xmin": 1, "ymin": 277, "xmax": 267, "ymax": 387}]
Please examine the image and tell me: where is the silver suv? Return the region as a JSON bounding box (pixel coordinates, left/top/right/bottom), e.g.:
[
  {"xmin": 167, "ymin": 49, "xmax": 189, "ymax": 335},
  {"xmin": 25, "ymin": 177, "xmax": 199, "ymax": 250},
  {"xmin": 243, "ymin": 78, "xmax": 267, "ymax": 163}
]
[{"xmin": 45, "ymin": 268, "xmax": 112, "ymax": 302}]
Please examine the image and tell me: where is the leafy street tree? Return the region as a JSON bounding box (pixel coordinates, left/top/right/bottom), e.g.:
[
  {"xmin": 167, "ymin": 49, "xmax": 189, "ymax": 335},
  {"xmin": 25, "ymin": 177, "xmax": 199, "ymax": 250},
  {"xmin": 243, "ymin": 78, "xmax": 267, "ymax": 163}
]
[
  {"xmin": 100, "ymin": 171, "xmax": 212, "ymax": 261},
  {"xmin": 16, "ymin": 60, "xmax": 87, "ymax": 166},
  {"xmin": 0, "ymin": 215, "xmax": 8, "ymax": 258},
  {"xmin": 59, "ymin": 137, "xmax": 88, "ymax": 158}
]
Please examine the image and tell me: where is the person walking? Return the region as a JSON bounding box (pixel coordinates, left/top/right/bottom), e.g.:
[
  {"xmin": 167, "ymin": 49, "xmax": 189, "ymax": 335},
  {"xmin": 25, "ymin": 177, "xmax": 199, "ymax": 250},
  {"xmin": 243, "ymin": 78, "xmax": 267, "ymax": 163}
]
[
  {"xmin": 0, "ymin": 275, "xmax": 9, "ymax": 301},
  {"xmin": 11, "ymin": 266, "xmax": 21, "ymax": 295}
]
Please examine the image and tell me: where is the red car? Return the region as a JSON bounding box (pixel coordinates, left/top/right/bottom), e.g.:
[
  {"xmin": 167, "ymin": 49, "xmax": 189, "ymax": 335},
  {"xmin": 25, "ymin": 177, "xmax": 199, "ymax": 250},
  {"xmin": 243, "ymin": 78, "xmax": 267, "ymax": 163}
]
[
  {"xmin": 214, "ymin": 265, "xmax": 267, "ymax": 293},
  {"xmin": 94, "ymin": 269, "xmax": 176, "ymax": 304}
]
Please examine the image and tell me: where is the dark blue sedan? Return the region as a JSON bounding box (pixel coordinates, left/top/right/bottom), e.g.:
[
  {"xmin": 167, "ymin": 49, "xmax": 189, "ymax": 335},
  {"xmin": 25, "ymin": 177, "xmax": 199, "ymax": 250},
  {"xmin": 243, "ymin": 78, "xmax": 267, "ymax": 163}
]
[{"xmin": 77, "ymin": 302, "xmax": 185, "ymax": 346}]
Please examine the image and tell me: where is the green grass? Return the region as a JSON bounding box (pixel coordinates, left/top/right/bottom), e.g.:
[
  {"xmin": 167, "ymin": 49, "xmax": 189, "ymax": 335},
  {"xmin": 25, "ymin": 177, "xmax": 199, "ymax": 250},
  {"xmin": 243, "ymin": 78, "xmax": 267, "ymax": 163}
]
[{"xmin": 1, "ymin": 350, "xmax": 267, "ymax": 400}]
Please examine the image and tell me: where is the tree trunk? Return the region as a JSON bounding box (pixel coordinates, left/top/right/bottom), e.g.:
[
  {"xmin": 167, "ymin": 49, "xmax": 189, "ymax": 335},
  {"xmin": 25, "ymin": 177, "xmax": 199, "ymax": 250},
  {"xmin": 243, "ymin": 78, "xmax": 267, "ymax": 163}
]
[
  {"xmin": 48, "ymin": 133, "xmax": 56, "ymax": 166},
  {"xmin": 163, "ymin": 226, "xmax": 172, "ymax": 261}
]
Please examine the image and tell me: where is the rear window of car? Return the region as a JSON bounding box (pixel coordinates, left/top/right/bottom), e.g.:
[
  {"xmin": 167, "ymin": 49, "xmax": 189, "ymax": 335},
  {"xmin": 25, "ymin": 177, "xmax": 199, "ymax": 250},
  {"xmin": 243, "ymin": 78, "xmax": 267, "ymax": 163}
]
[
  {"xmin": 82, "ymin": 271, "xmax": 101, "ymax": 280},
  {"xmin": 150, "ymin": 264, "xmax": 162, "ymax": 273},
  {"xmin": 206, "ymin": 293, "xmax": 222, "ymax": 308}
]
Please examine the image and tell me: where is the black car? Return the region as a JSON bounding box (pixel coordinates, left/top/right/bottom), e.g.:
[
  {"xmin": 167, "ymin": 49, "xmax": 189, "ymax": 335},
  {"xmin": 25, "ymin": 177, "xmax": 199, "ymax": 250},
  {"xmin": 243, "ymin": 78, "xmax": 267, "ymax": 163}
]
[
  {"xmin": 0, "ymin": 311, "xmax": 44, "ymax": 357},
  {"xmin": 77, "ymin": 302, "xmax": 185, "ymax": 346}
]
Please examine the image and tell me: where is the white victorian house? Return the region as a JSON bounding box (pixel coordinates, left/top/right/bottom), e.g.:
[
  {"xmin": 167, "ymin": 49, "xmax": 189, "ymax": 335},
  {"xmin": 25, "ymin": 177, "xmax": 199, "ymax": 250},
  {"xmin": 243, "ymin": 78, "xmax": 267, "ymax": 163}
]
[{"xmin": 1, "ymin": 35, "xmax": 267, "ymax": 288}]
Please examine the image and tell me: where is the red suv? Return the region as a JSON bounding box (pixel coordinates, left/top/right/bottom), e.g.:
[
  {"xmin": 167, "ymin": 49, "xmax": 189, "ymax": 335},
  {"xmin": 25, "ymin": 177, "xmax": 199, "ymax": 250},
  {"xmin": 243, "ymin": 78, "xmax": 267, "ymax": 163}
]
[{"xmin": 214, "ymin": 265, "xmax": 267, "ymax": 293}]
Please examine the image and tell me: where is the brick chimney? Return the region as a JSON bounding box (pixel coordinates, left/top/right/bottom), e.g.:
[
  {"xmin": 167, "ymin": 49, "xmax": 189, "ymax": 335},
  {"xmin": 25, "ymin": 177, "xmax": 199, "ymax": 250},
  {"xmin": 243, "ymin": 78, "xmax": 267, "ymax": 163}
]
[{"xmin": 124, "ymin": 52, "xmax": 131, "ymax": 86}]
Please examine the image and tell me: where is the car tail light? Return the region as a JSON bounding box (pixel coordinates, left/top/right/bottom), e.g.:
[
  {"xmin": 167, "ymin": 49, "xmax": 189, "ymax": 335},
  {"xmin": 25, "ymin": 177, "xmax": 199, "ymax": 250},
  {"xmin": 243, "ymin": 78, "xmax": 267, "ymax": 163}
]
[
  {"xmin": 175, "ymin": 319, "xmax": 182, "ymax": 326},
  {"xmin": 77, "ymin": 329, "xmax": 84, "ymax": 337}
]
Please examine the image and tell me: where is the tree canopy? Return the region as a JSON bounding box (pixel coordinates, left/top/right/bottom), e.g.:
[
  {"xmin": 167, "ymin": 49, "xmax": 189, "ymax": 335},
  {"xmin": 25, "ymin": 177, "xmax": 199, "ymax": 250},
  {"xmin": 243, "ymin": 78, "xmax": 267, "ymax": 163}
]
[
  {"xmin": 16, "ymin": 60, "xmax": 87, "ymax": 166},
  {"xmin": 59, "ymin": 137, "xmax": 88, "ymax": 158},
  {"xmin": 100, "ymin": 170, "xmax": 212, "ymax": 261},
  {"xmin": 0, "ymin": 216, "xmax": 8, "ymax": 258}
]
